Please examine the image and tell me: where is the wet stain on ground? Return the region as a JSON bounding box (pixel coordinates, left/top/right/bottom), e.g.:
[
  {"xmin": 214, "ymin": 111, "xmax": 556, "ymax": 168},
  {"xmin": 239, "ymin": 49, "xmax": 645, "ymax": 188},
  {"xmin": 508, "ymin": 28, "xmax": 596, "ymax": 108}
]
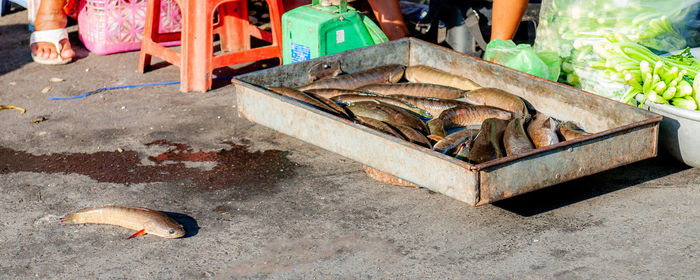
[{"xmin": 0, "ymin": 140, "xmax": 296, "ymax": 199}]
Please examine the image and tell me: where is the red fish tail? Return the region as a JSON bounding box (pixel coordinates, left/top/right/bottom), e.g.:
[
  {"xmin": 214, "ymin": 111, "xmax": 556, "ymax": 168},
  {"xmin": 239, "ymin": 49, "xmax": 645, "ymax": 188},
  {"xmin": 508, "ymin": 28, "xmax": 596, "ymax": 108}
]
[{"xmin": 60, "ymin": 213, "xmax": 76, "ymax": 224}]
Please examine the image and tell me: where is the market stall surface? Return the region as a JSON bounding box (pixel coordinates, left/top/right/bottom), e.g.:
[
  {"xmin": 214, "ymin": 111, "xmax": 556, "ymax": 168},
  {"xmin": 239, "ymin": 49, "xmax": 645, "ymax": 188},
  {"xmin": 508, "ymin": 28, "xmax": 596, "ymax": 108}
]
[{"xmin": 1, "ymin": 11, "xmax": 699, "ymax": 279}]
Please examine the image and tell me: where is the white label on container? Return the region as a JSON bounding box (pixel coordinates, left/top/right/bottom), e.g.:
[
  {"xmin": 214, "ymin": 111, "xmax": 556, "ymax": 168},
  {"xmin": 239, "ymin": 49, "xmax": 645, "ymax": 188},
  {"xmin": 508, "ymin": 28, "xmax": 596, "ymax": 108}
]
[{"xmin": 336, "ymin": 30, "xmax": 345, "ymax": 44}]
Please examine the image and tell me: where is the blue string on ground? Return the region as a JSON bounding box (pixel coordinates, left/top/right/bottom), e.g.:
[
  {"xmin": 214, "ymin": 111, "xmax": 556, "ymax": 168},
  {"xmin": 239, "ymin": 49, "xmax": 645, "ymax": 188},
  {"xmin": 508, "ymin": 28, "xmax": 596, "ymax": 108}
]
[{"xmin": 49, "ymin": 76, "xmax": 235, "ymax": 100}]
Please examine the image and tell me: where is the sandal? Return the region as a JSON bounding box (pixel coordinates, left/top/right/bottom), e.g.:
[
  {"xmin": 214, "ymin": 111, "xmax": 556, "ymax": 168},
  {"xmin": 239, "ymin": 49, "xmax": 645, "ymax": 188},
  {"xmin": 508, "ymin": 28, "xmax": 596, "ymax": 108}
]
[{"xmin": 30, "ymin": 28, "xmax": 72, "ymax": 65}]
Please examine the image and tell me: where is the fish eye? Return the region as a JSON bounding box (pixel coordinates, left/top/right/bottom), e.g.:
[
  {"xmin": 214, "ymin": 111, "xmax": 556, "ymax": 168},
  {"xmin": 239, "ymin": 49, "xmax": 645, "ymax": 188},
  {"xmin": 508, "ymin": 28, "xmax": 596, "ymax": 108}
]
[{"xmin": 168, "ymin": 229, "xmax": 176, "ymax": 234}]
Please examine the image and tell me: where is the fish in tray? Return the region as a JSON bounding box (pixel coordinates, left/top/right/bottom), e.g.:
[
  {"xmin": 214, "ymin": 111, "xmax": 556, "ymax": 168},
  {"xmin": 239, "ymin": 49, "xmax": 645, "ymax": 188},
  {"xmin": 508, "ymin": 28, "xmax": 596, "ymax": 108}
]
[
  {"xmin": 389, "ymin": 94, "xmax": 471, "ymax": 117},
  {"xmin": 527, "ymin": 113, "xmax": 559, "ymax": 148},
  {"xmin": 467, "ymin": 118, "xmax": 509, "ymax": 163},
  {"xmin": 345, "ymin": 101, "xmax": 428, "ymax": 133},
  {"xmin": 357, "ymin": 83, "xmax": 465, "ymax": 100},
  {"xmin": 268, "ymin": 87, "xmax": 351, "ymax": 118},
  {"xmin": 462, "ymin": 87, "xmax": 529, "ymax": 116},
  {"xmin": 558, "ymin": 121, "xmax": 592, "ymax": 141},
  {"xmin": 432, "ymin": 128, "xmax": 480, "ymax": 154},
  {"xmin": 388, "ymin": 123, "xmax": 432, "ymax": 148},
  {"xmin": 304, "ymin": 88, "xmax": 370, "ymax": 99},
  {"xmin": 355, "ymin": 117, "xmax": 431, "ymax": 148},
  {"xmin": 404, "ymin": 65, "xmax": 482, "ymax": 91},
  {"xmin": 355, "ymin": 116, "xmax": 405, "ymax": 139},
  {"xmin": 297, "ymin": 64, "xmax": 405, "ymax": 91},
  {"xmin": 504, "ymin": 115, "xmax": 535, "ymax": 156},
  {"xmin": 426, "ymin": 105, "xmax": 513, "ymax": 137},
  {"xmin": 332, "ymin": 93, "xmax": 432, "ymax": 118}
]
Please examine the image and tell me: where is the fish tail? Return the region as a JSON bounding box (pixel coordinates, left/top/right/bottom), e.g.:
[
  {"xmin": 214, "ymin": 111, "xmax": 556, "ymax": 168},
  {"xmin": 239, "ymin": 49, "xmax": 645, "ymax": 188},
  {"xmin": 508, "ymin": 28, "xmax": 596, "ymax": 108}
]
[{"xmin": 60, "ymin": 213, "xmax": 78, "ymax": 224}]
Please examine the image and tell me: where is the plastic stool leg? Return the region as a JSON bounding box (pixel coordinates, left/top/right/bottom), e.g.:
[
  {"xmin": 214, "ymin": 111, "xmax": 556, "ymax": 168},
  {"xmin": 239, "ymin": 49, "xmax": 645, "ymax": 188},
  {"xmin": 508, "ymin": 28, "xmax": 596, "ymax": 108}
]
[
  {"xmin": 138, "ymin": 0, "xmax": 163, "ymax": 72},
  {"xmin": 218, "ymin": 1, "xmax": 248, "ymax": 52},
  {"xmin": 180, "ymin": 0, "xmax": 214, "ymax": 92},
  {"xmin": 267, "ymin": 0, "xmax": 284, "ymax": 61}
]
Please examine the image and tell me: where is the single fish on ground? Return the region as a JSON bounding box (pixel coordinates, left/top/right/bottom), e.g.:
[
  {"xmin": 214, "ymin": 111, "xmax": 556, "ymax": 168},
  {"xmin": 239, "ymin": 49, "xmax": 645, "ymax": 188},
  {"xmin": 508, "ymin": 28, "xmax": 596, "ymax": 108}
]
[{"xmin": 61, "ymin": 205, "xmax": 185, "ymax": 239}]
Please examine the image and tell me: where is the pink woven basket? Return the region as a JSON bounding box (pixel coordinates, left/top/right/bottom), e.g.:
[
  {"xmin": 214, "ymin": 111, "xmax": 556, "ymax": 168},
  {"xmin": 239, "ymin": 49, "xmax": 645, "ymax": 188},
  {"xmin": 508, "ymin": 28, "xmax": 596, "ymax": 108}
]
[{"xmin": 78, "ymin": 0, "xmax": 182, "ymax": 55}]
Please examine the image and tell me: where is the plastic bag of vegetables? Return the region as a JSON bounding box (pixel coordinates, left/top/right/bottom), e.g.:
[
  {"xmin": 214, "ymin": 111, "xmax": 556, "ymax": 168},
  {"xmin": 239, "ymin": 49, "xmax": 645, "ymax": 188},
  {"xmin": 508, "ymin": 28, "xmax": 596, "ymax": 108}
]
[
  {"xmin": 536, "ymin": 0, "xmax": 700, "ymax": 56},
  {"xmin": 534, "ymin": 0, "xmax": 700, "ymax": 109}
]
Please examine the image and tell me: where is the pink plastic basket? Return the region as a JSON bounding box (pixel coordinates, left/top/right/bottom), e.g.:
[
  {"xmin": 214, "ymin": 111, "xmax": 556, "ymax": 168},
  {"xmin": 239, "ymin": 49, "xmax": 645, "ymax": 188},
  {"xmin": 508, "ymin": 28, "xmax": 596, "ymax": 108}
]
[{"xmin": 78, "ymin": 0, "xmax": 182, "ymax": 55}]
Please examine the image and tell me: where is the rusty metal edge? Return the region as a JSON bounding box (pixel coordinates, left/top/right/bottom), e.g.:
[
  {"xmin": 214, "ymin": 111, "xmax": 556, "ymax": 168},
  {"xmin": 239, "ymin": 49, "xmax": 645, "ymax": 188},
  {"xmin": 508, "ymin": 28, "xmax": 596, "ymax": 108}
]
[
  {"xmin": 474, "ymin": 121, "xmax": 660, "ymax": 206},
  {"xmin": 470, "ymin": 115, "xmax": 662, "ymax": 171}
]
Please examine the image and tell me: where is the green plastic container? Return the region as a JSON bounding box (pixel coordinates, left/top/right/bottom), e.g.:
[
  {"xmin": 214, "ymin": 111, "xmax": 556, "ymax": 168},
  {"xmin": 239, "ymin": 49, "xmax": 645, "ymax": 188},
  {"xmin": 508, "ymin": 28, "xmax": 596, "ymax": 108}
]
[{"xmin": 281, "ymin": 0, "xmax": 388, "ymax": 64}]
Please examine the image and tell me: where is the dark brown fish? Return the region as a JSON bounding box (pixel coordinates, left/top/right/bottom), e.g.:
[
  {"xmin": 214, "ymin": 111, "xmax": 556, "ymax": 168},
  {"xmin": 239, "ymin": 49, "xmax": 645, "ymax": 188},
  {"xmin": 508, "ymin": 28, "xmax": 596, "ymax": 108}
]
[
  {"xmin": 427, "ymin": 105, "xmax": 512, "ymax": 136},
  {"xmin": 332, "ymin": 93, "xmax": 432, "ymax": 118},
  {"xmin": 268, "ymin": 87, "xmax": 348, "ymax": 117},
  {"xmin": 504, "ymin": 115, "xmax": 534, "ymax": 156},
  {"xmin": 558, "ymin": 121, "xmax": 592, "ymax": 141},
  {"xmin": 454, "ymin": 141, "xmax": 473, "ymax": 161},
  {"xmin": 390, "ymin": 95, "xmax": 470, "ymax": 117},
  {"xmin": 355, "ymin": 116, "xmax": 404, "ymax": 139},
  {"xmin": 304, "ymin": 88, "xmax": 370, "ymax": 99},
  {"xmin": 345, "ymin": 101, "xmax": 427, "ymax": 133},
  {"xmin": 307, "ymin": 60, "xmax": 343, "ymax": 82},
  {"xmin": 468, "ymin": 118, "xmax": 509, "ymax": 163},
  {"xmin": 426, "ymin": 119, "xmax": 447, "ymax": 138},
  {"xmin": 306, "ymin": 92, "xmax": 352, "ymax": 118},
  {"xmin": 388, "ymin": 123, "xmax": 432, "ymax": 148},
  {"xmin": 462, "ymin": 88, "xmax": 528, "ymax": 115},
  {"xmin": 357, "ymin": 83, "xmax": 464, "ymax": 99},
  {"xmin": 404, "ymin": 65, "xmax": 481, "ymax": 91},
  {"xmin": 433, "ymin": 128, "xmax": 479, "ymax": 154},
  {"xmin": 297, "ymin": 64, "xmax": 405, "ymax": 91},
  {"xmin": 527, "ymin": 113, "xmax": 559, "ymax": 148}
]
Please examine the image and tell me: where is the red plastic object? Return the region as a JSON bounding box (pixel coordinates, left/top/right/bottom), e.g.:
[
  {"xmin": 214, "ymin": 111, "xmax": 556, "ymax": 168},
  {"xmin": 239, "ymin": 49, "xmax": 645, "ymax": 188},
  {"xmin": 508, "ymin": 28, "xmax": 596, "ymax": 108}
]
[{"xmin": 138, "ymin": 0, "xmax": 283, "ymax": 92}]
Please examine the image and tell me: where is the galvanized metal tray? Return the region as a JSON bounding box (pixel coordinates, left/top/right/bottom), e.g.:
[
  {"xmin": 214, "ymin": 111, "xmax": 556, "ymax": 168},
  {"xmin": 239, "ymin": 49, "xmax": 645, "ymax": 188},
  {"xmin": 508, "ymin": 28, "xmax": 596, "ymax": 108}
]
[{"xmin": 233, "ymin": 38, "xmax": 661, "ymax": 206}]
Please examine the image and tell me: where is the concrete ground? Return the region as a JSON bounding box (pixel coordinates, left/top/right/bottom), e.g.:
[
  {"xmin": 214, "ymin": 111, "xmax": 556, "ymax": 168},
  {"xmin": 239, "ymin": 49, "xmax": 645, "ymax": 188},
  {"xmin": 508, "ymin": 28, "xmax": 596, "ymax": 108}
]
[{"xmin": 1, "ymin": 9, "xmax": 699, "ymax": 280}]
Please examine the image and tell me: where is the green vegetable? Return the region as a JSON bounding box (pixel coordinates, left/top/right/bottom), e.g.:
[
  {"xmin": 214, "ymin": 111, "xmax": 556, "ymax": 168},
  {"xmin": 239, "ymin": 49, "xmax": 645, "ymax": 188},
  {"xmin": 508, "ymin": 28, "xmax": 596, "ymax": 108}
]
[{"xmin": 671, "ymin": 96, "xmax": 698, "ymax": 110}]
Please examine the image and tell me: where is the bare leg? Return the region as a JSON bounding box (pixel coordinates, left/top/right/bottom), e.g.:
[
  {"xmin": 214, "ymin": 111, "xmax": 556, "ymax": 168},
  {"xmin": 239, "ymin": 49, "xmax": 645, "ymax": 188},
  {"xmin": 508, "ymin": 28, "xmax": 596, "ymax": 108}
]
[
  {"xmin": 366, "ymin": 0, "xmax": 408, "ymax": 41},
  {"xmin": 31, "ymin": 0, "xmax": 74, "ymax": 60},
  {"xmin": 490, "ymin": 0, "xmax": 528, "ymax": 41}
]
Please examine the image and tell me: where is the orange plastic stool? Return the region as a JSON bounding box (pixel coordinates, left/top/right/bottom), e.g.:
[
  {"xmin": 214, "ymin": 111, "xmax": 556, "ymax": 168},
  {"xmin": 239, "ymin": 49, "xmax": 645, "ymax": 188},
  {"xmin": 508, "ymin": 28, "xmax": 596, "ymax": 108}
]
[{"xmin": 138, "ymin": 0, "xmax": 283, "ymax": 92}]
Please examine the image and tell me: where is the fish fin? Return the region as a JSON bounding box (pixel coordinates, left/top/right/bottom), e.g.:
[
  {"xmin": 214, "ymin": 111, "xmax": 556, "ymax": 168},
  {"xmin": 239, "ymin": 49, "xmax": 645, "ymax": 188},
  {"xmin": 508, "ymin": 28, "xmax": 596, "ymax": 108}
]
[
  {"xmin": 60, "ymin": 213, "xmax": 76, "ymax": 224},
  {"xmin": 127, "ymin": 229, "xmax": 147, "ymax": 240},
  {"xmin": 427, "ymin": 135, "xmax": 444, "ymax": 142},
  {"xmin": 544, "ymin": 117, "xmax": 553, "ymax": 129}
]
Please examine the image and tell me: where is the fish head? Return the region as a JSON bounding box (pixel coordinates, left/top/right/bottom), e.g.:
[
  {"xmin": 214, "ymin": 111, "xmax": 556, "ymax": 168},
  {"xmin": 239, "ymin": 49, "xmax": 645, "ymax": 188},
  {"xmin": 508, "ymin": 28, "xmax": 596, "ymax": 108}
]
[
  {"xmin": 145, "ymin": 219, "xmax": 186, "ymax": 239},
  {"xmin": 387, "ymin": 65, "xmax": 407, "ymax": 83}
]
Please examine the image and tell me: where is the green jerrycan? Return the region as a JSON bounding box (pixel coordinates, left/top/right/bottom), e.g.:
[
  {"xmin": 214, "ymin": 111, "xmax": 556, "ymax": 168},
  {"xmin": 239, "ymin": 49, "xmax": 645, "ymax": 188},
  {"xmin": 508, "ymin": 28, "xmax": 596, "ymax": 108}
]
[{"xmin": 281, "ymin": 0, "xmax": 389, "ymax": 64}]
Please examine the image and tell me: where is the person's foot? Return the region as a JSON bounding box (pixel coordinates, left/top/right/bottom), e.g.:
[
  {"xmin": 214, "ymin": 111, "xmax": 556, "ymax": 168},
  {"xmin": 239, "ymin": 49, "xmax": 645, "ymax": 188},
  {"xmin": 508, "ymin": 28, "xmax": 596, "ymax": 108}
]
[{"xmin": 31, "ymin": 5, "xmax": 74, "ymax": 61}]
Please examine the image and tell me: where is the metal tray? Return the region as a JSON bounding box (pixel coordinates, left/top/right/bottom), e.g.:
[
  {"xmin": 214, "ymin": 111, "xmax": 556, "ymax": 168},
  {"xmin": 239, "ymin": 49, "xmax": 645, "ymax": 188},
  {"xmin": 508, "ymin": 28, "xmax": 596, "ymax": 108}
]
[{"xmin": 233, "ymin": 38, "xmax": 661, "ymax": 206}]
